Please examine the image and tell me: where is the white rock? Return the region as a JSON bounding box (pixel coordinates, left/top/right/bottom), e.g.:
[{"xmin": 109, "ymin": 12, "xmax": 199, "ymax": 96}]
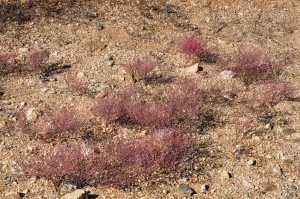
[
  {"xmin": 247, "ymin": 159, "xmax": 256, "ymax": 166},
  {"xmin": 76, "ymin": 71, "xmax": 87, "ymax": 79},
  {"xmin": 61, "ymin": 189, "xmax": 89, "ymax": 199},
  {"xmin": 221, "ymin": 170, "xmax": 232, "ymax": 179},
  {"xmin": 26, "ymin": 108, "xmax": 39, "ymax": 121},
  {"xmin": 41, "ymin": 87, "xmax": 49, "ymax": 93},
  {"xmin": 220, "ymin": 70, "xmax": 235, "ymax": 79},
  {"xmin": 184, "ymin": 63, "xmax": 201, "ymax": 73},
  {"xmin": 243, "ymin": 180, "xmax": 254, "ymax": 189}
]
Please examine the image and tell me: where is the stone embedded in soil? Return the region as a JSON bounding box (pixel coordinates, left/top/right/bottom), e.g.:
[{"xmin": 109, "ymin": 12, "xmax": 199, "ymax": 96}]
[
  {"xmin": 26, "ymin": 108, "xmax": 39, "ymax": 121},
  {"xmin": 220, "ymin": 70, "xmax": 234, "ymax": 79},
  {"xmin": 221, "ymin": 170, "xmax": 232, "ymax": 179},
  {"xmin": 247, "ymin": 159, "xmax": 256, "ymax": 166},
  {"xmin": 177, "ymin": 184, "xmax": 195, "ymax": 195},
  {"xmin": 61, "ymin": 189, "xmax": 90, "ymax": 199},
  {"xmin": 76, "ymin": 71, "xmax": 87, "ymax": 79},
  {"xmin": 105, "ymin": 54, "xmax": 113, "ymax": 61},
  {"xmin": 184, "ymin": 63, "xmax": 203, "ymax": 74},
  {"xmin": 282, "ymin": 128, "xmax": 296, "ymax": 136},
  {"xmin": 201, "ymin": 184, "xmax": 209, "ymax": 192},
  {"xmin": 243, "ymin": 180, "xmax": 254, "ymax": 189},
  {"xmin": 95, "ymin": 22, "xmax": 105, "ymax": 30},
  {"xmin": 273, "ymin": 165, "xmax": 282, "ymax": 174}
]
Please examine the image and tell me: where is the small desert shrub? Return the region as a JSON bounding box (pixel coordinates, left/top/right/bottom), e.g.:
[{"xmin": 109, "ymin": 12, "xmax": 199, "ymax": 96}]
[
  {"xmin": 123, "ymin": 58, "xmax": 156, "ymax": 82},
  {"xmin": 25, "ymin": 49, "xmax": 49, "ymax": 72},
  {"xmin": 92, "ymin": 94, "xmax": 126, "ymax": 123},
  {"xmin": 112, "ymin": 128, "xmax": 194, "ymax": 184},
  {"xmin": 0, "ymin": 48, "xmax": 17, "ymax": 73},
  {"xmin": 231, "ymin": 48, "xmax": 284, "ymax": 84},
  {"xmin": 64, "ymin": 73, "xmax": 89, "ymax": 94},
  {"xmin": 46, "ymin": 107, "xmax": 82, "ymax": 135},
  {"xmin": 242, "ymin": 80, "xmax": 294, "ymax": 114},
  {"xmin": 16, "ymin": 107, "xmax": 82, "ymax": 139},
  {"xmin": 20, "ymin": 142, "xmax": 106, "ymax": 190},
  {"xmin": 176, "ymin": 35, "xmax": 207, "ymax": 58}
]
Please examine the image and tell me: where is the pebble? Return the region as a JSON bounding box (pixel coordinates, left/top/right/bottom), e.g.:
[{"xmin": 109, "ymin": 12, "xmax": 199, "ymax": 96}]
[
  {"xmin": 282, "ymin": 128, "xmax": 296, "ymax": 136},
  {"xmin": 177, "ymin": 184, "xmax": 195, "ymax": 195},
  {"xmin": 49, "ymin": 76, "xmax": 57, "ymax": 82},
  {"xmin": 273, "ymin": 166, "xmax": 282, "ymax": 174},
  {"xmin": 95, "ymin": 22, "xmax": 104, "ymax": 30},
  {"xmin": 20, "ymin": 101, "xmax": 26, "ymax": 108},
  {"xmin": 107, "ymin": 60, "xmax": 115, "ymax": 66},
  {"xmin": 61, "ymin": 189, "xmax": 89, "ymax": 199},
  {"xmin": 247, "ymin": 159, "xmax": 256, "ymax": 166},
  {"xmin": 164, "ymin": 7, "xmax": 174, "ymax": 13},
  {"xmin": 184, "ymin": 63, "xmax": 202, "ymax": 73},
  {"xmin": 41, "ymin": 87, "xmax": 49, "ymax": 93},
  {"xmin": 221, "ymin": 170, "xmax": 232, "ymax": 179},
  {"xmin": 201, "ymin": 184, "xmax": 209, "ymax": 192},
  {"xmin": 220, "ymin": 70, "xmax": 234, "ymax": 79},
  {"xmin": 105, "ymin": 54, "xmax": 113, "ymax": 61},
  {"xmin": 26, "ymin": 108, "xmax": 39, "ymax": 121},
  {"xmin": 18, "ymin": 189, "xmax": 29, "ymax": 198},
  {"xmin": 243, "ymin": 180, "xmax": 254, "ymax": 189},
  {"xmin": 76, "ymin": 71, "xmax": 87, "ymax": 79}
]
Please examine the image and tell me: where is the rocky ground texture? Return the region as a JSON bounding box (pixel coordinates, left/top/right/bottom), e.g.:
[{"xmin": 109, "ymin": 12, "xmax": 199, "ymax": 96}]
[{"xmin": 0, "ymin": 0, "xmax": 300, "ymax": 198}]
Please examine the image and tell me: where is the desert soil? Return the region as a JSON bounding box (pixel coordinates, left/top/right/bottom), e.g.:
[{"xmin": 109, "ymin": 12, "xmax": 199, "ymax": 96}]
[{"xmin": 0, "ymin": 0, "xmax": 300, "ymax": 198}]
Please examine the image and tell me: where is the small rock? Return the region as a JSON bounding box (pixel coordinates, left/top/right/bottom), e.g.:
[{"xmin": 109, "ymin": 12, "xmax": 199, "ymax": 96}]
[
  {"xmin": 177, "ymin": 184, "xmax": 195, "ymax": 195},
  {"xmin": 201, "ymin": 184, "xmax": 209, "ymax": 192},
  {"xmin": 76, "ymin": 71, "xmax": 87, "ymax": 79},
  {"xmin": 18, "ymin": 189, "xmax": 29, "ymax": 198},
  {"xmin": 61, "ymin": 189, "xmax": 90, "ymax": 199},
  {"xmin": 20, "ymin": 102, "xmax": 26, "ymax": 108},
  {"xmin": 0, "ymin": 121, "xmax": 6, "ymax": 129},
  {"xmin": 290, "ymin": 133, "xmax": 300, "ymax": 140},
  {"xmin": 221, "ymin": 170, "xmax": 232, "ymax": 179},
  {"xmin": 164, "ymin": 7, "xmax": 174, "ymax": 13},
  {"xmin": 220, "ymin": 70, "xmax": 234, "ymax": 79},
  {"xmin": 264, "ymin": 123, "xmax": 272, "ymax": 130},
  {"xmin": 162, "ymin": 189, "xmax": 169, "ymax": 195},
  {"xmin": 95, "ymin": 22, "xmax": 104, "ymax": 30},
  {"xmin": 107, "ymin": 60, "xmax": 114, "ymax": 66},
  {"xmin": 26, "ymin": 108, "xmax": 39, "ymax": 121},
  {"xmin": 273, "ymin": 166, "xmax": 282, "ymax": 174},
  {"xmin": 47, "ymin": 88, "xmax": 56, "ymax": 94},
  {"xmin": 49, "ymin": 76, "xmax": 57, "ymax": 82},
  {"xmin": 259, "ymin": 183, "xmax": 277, "ymax": 193},
  {"xmin": 184, "ymin": 63, "xmax": 202, "ymax": 73},
  {"xmin": 18, "ymin": 47, "xmax": 28, "ymax": 54},
  {"xmin": 105, "ymin": 54, "xmax": 113, "ymax": 61},
  {"xmin": 247, "ymin": 159, "xmax": 256, "ymax": 166},
  {"xmin": 243, "ymin": 180, "xmax": 254, "ymax": 189},
  {"xmin": 282, "ymin": 128, "xmax": 296, "ymax": 136},
  {"xmin": 41, "ymin": 87, "xmax": 49, "ymax": 93}
]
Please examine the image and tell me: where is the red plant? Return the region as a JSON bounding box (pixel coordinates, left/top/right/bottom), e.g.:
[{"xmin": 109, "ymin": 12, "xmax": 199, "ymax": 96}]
[
  {"xmin": 20, "ymin": 142, "xmax": 107, "ymax": 190},
  {"xmin": 92, "ymin": 94, "xmax": 126, "ymax": 123},
  {"xmin": 16, "ymin": 111, "xmax": 35, "ymax": 135},
  {"xmin": 176, "ymin": 35, "xmax": 207, "ymax": 57},
  {"xmin": 232, "ymin": 48, "xmax": 284, "ymax": 84},
  {"xmin": 113, "ymin": 127, "xmax": 193, "ymax": 182},
  {"xmin": 243, "ymin": 80, "xmax": 294, "ymax": 114},
  {"xmin": 64, "ymin": 73, "xmax": 89, "ymax": 94},
  {"xmin": 123, "ymin": 58, "xmax": 156, "ymax": 82},
  {"xmin": 47, "ymin": 107, "xmax": 81, "ymax": 135},
  {"xmin": 0, "ymin": 48, "xmax": 17, "ymax": 73},
  {"xmin": 25, "ymin": 49, "xmax": 49, "ymax": 72}
]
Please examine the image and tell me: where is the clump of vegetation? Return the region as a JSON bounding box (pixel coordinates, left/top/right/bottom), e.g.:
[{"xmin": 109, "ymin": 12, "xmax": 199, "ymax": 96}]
[
  {"xmin": 175, "ymin": 35, "xmax": 207, "ymax": 58},
  {"xmin": 20, "ymin": 142, "xmax": 107, "ymax": 191},
  {"xmin": 0, "ymin": 48, "xmax": 17, "ymax": 74},
  {"xmin": 16, "ymin": 107, "xmax": 82, "ymax": 139},
  {"xmin": 231, "ymin": 48, "xmax": 285, "ymax": 84},
  {"xmin": 64, "ymin": 73, "xmax": 89, "ymax": 94},
  {"xmin": 123, "ymin": 58, "xmax": 157, "ymax": 82},
  {"xmin": 25, "ymin": 49, "xmax": 49, "ymax": 72}
]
